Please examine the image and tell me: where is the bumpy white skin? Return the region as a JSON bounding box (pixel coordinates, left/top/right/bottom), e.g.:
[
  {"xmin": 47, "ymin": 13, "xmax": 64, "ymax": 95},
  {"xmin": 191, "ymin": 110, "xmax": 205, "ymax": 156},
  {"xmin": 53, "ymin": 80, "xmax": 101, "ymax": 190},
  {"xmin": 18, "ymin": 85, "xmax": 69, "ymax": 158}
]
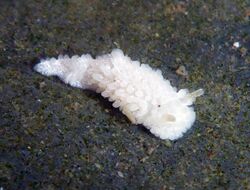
[{"xmin": 34, "ymin": 49, "xmax": 203, "ymax": 140}]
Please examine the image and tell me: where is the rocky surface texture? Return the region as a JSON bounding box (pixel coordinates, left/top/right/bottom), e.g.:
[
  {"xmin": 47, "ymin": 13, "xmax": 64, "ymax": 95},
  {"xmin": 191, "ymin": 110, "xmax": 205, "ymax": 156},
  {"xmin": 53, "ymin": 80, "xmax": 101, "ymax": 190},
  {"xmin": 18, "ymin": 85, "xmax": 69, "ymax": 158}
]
[{"xmin": 0, "ymin": 0, "xmax": 249, "ymax": 189}]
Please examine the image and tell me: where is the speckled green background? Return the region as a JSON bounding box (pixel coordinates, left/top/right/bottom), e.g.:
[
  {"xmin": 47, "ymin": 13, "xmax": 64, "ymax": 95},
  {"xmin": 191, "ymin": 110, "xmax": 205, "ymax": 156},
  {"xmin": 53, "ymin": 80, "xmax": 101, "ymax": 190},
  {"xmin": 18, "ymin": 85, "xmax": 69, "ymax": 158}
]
[{"xmin": 0, "ymin": 0, "xmax": 249, "ymax": 189}]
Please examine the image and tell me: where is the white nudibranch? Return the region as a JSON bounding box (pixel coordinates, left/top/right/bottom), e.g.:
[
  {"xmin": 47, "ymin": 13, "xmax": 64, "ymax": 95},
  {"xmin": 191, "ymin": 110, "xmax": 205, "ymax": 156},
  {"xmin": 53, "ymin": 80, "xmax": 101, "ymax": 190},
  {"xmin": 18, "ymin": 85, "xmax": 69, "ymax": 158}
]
[{"xmin": 34, "ymin": 49, "xmax": 204, "ymax": 140}]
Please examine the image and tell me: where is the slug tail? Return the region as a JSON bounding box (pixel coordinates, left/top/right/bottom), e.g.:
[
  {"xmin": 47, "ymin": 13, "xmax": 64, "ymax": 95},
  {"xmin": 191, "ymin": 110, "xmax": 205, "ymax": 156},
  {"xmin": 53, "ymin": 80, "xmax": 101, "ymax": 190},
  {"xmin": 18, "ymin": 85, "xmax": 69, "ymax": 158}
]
[{"xmin": 34, "ymin": 54, "xmax": 94, "ymax": 89}]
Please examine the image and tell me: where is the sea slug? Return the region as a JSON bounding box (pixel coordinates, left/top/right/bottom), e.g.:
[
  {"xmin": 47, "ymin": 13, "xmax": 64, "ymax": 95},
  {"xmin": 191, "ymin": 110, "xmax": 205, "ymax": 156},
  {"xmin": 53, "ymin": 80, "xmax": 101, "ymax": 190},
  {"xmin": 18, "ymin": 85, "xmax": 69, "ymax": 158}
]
[{"xmin": 34, "ymin": 49, "xmax": 203, "ymax": 140}]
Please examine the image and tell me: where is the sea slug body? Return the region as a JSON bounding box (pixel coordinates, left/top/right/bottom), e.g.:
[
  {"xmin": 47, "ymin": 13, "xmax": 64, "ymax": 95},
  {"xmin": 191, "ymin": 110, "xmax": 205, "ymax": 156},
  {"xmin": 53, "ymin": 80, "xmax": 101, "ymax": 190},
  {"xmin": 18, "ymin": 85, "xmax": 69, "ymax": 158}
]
[{"xmin": 34, "ymin": 49, "xmax": 203, "ymax": 140}]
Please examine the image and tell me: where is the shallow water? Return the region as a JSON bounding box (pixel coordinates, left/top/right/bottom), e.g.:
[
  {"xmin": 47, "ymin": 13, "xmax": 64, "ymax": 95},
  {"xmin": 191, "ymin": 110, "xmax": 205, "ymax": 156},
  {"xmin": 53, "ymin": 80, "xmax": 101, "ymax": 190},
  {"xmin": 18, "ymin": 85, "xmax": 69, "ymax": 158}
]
[{"xmin": 0, "ymin": 0, "xmax": 249, "ymax": 189}]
